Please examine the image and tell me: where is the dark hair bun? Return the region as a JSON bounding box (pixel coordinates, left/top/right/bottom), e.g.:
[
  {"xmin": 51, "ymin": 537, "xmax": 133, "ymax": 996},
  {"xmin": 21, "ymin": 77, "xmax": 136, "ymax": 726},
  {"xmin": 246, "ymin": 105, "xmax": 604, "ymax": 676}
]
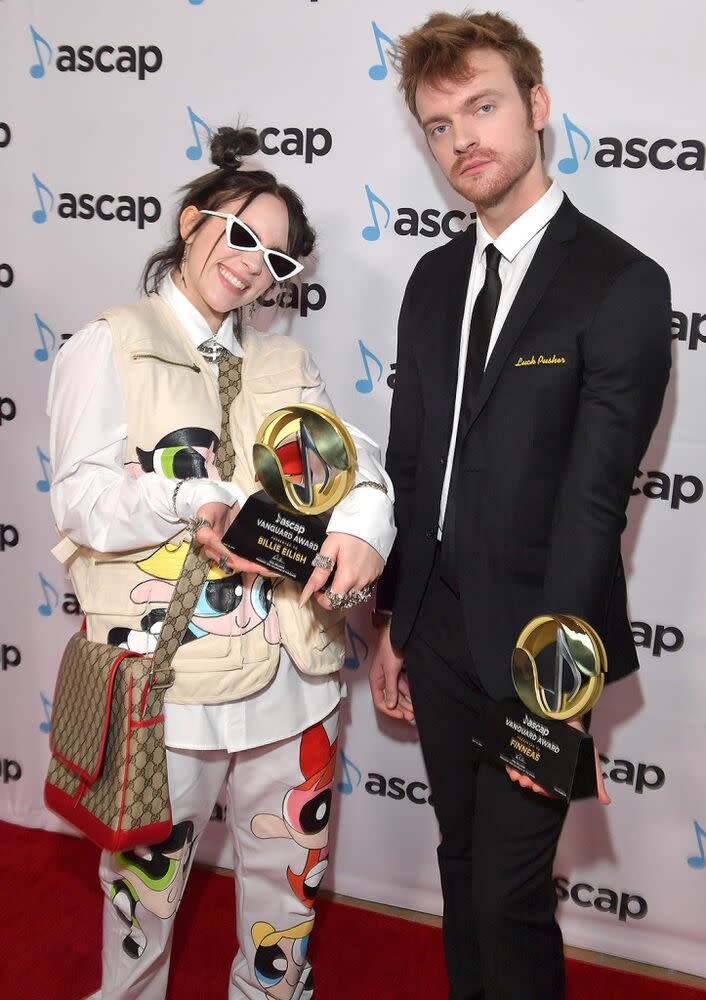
[{"xmin": 211, "ymin": 126, "xmax": 260, "ymax": 170}]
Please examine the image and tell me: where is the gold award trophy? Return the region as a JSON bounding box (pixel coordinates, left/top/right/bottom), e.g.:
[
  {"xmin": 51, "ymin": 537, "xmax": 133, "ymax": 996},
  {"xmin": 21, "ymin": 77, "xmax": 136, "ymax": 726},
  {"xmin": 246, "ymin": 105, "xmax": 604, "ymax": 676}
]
[
  {"xmin": 222, "ymin": 404, "xmax": 357, "ymax": 584},
  {"xmin": 475, "ymin": 614, "xmax": 607, "ymax": 799}
]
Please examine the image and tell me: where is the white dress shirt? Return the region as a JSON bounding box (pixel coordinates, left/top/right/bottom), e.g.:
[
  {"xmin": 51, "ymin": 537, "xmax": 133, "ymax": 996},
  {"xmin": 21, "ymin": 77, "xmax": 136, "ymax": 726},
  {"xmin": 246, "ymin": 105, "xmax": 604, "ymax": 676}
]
[
  {"xmin": 438, "ymin": 181, "xmax": 564, "ymax": 536},
  {"xmin": 48, "ymin": 276, "xmax": 395, "ymax": 753}
]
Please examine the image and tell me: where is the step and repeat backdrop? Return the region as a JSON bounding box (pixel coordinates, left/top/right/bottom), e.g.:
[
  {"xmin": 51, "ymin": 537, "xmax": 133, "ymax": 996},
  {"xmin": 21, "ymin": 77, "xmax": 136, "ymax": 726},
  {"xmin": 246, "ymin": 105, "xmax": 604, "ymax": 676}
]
[{"xmin": 1, "ymin": 0, "xmax": 705, "ymax": 979}]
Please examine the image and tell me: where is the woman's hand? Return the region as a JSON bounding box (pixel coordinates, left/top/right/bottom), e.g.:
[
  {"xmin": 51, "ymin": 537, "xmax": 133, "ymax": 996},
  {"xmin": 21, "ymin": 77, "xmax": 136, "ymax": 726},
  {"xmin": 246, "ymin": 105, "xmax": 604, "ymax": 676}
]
[
  {"xmin": 193, "ymin": 502, "xmax": 280, "ymax": 577},
  {"xmin": 299, "ymin": 532, "xmax": 384, "ymax": 609}
]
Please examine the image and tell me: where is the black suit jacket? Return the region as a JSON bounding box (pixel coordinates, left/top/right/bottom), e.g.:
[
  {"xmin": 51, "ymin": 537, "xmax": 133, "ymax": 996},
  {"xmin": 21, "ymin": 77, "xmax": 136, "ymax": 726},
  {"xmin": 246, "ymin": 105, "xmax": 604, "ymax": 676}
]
[{"xmin": 378, "ymin": 195, "xmax": 672, "ymax": 700}]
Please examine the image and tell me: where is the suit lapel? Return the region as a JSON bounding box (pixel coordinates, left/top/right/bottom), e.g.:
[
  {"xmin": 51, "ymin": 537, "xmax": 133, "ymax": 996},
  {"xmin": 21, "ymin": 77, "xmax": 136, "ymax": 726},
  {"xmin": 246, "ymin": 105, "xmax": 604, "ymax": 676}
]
[{"xmin": 465, "ymin": 195, "xmax": 579, "ymax": 431}]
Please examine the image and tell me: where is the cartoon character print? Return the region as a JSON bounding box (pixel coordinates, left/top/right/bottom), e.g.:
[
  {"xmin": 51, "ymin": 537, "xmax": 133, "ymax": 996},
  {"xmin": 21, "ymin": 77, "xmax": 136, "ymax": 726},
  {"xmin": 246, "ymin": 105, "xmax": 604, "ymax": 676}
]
[
  {"xmin": 109, "ymin": 821, "xmax": 196, "ymax": 959},
  {"xmin": 251, "ymin": 919, "xmax": 314, "ymax": 1000},
  {"xmin": 107, "ymin": 540, "xmax": 281, "ymax": 653},
  {"xmin": 251, "ymin": 723, "xmax": 337, "ymax": 908},
  {"xmin": 128, "ymin": 427, "xmax": 220, "ymax": 482}
]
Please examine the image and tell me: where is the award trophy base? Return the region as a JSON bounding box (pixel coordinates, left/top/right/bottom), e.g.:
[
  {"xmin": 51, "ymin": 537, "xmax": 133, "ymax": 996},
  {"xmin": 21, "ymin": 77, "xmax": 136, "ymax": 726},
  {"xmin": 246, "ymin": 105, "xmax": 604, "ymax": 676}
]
[
  {"xmin": 222, "ymin": 491, "xmax": 327, "ymax": 585},
  {"xmin": 473, "ymin": 699, "xmax": 597, "ymax": 800}
]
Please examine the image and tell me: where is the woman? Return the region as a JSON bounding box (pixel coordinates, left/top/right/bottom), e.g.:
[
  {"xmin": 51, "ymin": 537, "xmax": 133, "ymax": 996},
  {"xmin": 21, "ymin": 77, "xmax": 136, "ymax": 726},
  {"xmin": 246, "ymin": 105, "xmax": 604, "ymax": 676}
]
[{"xmin": 48, "ymin": 126, "xmax": 395, "ymax": 1000}]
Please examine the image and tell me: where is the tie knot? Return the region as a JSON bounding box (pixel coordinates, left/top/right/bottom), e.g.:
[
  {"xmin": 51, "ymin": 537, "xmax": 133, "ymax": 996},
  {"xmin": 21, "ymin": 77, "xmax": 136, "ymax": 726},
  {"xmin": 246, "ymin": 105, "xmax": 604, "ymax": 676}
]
[
  {"xmin": 485, "ymin": 244, "xmax": 502, "ymax": 273},
  {"xmin": 198, "ymin": 338, "xmax": 230, "ymax": 366}
]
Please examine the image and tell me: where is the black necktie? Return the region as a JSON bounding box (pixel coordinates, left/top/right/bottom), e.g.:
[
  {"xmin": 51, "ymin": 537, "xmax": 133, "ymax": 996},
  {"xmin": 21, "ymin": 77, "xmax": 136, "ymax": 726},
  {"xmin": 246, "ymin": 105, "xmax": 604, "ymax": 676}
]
[{"xmin": 440, "ymin": 244, "xmax": 503, "ymax": 593}]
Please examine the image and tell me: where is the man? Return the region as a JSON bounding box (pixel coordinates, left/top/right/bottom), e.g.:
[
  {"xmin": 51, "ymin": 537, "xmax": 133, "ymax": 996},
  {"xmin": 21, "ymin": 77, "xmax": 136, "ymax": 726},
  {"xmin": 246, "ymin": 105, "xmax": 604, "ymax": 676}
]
[{"xmin": 369, "ymin": 11, "xmax": 671, "ymax": 1000}]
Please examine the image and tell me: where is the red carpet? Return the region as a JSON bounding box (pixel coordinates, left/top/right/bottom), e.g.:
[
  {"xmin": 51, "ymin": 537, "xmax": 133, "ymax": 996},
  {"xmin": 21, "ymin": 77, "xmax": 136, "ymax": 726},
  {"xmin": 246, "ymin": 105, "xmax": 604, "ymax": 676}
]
[{"xmin": 0, "ymin": 820, "xmax": 701, "ymax": 999}]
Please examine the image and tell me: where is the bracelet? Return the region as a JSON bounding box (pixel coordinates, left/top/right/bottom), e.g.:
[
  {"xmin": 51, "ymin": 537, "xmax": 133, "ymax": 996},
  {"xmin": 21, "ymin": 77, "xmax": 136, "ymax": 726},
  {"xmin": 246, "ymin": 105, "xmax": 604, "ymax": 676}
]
[
  {"xmin": 185, "ymin": 515, "xmax": 213, "ymax": 537},
  {"xmin": 171, "ymin": 477, "xmax": 195, "ymax": 520},
  {"xmin": 349, "ymin": 480, "xmax": 388, "ymax": 495}
]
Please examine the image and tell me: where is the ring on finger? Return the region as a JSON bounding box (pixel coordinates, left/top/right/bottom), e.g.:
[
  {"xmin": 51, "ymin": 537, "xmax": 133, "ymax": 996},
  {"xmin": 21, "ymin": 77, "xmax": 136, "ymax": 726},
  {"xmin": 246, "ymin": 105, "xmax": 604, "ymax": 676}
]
[
  {"xmin": 312, "ymin": 553, "xmax": 333, "ymax": 572},
  {"xmin": 217, "ymin": 555, "xmax": 230, "ymax": 573}
]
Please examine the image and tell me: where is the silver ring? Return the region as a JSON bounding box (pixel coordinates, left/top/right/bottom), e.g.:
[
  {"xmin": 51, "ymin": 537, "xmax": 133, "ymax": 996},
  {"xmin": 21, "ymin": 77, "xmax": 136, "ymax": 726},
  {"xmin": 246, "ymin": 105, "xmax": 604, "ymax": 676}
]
[
  {"xmin": 323, "ymin": 585, "xmax": 373, "ymax": 611},
  {"xmin": 217, "ymin": 555, "xmax": 230, "ymax": 573},
  {"xmin": 312, "ymin": 553, "xmax": 333, "ymax": 572},
  {"xmin": 323, "ymin": 588, "xmax": 346, "ymax": 611}
]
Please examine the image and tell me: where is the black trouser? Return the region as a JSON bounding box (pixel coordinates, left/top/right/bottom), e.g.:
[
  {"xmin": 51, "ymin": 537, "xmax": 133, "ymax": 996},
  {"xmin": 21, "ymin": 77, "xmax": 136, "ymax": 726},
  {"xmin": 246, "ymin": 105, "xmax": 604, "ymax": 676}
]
[{"xmin": 404, "ymin": 548, "xmax": 568, "ymax": 1000}]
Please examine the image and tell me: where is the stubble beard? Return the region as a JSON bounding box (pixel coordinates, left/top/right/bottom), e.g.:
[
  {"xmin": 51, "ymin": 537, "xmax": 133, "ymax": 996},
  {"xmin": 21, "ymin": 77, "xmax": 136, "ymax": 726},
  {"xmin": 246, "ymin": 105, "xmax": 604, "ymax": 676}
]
[{"xmin": 449, "ymin": 135, "xmax": 538, "ymax": 210}]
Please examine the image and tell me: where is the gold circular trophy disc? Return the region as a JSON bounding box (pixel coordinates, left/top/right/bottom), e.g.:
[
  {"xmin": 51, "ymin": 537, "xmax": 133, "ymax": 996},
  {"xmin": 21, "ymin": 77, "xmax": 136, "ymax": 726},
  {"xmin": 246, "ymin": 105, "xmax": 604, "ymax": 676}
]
[
  {"xmin": 222, "ymin": 404, "xmax": 358, "ymax": 584},
  {"xmin": 253, "ymin": 404, "xmax": 357, "ymax": 514},
  {"xmin": 511, "ymin": 614, "xmax": 607, "ymax": 722}
]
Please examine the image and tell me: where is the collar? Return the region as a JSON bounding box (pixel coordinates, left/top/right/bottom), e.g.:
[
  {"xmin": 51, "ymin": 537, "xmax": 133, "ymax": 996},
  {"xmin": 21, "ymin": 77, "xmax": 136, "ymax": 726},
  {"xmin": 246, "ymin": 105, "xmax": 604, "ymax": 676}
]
[
  {"xmin": 475, "ymin": 179, "xmax": 564, "ymax": 264},
  {"xmin": 159, "ymin": 274, "xmax": 243, "ymax": 357}
]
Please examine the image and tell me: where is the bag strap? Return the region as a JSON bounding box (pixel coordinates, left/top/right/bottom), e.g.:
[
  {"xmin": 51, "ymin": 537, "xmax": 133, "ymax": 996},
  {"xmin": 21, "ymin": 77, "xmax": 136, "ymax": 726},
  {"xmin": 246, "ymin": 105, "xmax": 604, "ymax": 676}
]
[
  {"xmin": 147, "ymin": 541, "xmax": 212, "ymax": 690},
  {"xmin": 147, "ymin": 352, "xmax": 244, "ymax": 692}
]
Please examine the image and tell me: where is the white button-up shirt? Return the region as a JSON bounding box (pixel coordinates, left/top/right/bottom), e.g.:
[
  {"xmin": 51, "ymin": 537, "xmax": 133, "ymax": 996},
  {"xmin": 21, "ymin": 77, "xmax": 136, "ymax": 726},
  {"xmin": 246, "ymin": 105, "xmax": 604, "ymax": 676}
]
[
  {"xmin": 438, "ymin": 181, "xmax": 564, "ymax": 536},
  {"xmin": 48, "ymin": 276, "xmax": 395, "ymax": 752}
]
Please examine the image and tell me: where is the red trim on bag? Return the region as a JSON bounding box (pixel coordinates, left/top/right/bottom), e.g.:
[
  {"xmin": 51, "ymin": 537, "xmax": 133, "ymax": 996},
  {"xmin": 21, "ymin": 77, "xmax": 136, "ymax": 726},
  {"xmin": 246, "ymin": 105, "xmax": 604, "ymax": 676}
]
[
  {"xmin": 131, "ymin": 716, "xmax": 164, "ymax": 729},
  {"xmin": 44, "ymin": 782, "xmax": 172, "ymax": 852},
  {"xmin": 139, "ymin": 676, "xmax": 152, "ymax": 719}
]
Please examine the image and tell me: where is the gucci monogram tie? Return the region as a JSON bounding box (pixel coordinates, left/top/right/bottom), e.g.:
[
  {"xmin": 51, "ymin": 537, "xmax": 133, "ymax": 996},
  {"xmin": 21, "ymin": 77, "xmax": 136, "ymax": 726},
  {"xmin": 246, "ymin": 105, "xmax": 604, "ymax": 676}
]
[
  {"xmin": 440, "ymin": 244, "xmax": 503, "ymax": 594},
  {"xmin": 148, "ymin": 343, "xmax": 243, "ymax": 686}
]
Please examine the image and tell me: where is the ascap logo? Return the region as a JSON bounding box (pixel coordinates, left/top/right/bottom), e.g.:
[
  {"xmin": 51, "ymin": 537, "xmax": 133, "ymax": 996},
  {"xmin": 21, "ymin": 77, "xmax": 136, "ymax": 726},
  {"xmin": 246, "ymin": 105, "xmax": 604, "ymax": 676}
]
[
  {"xmin": 337, "ymin": 753, "xmax": 432, "ymax": 805},
  {"xmin": 353, "ymin": 341, "xmax": 395, "ymax": 394},
  {"xmin": 0, "ymin": 525, "xmax": 18, "ymax": 552},
  {"xmin": 361, "ymin": 185, "xmax": 475, "ymax": 242},
  {"xmin": 1, "ymin": 645, "xmax": 20, "ymax": 671},
  {"xmin": 367, "ymin": 21, "xmax": 395, "ymax": 81},
  {"xmin": 558, "ymin": 113, "xmax": 704, "ymax": 174},
  {"xmin": 260, "ymin": 281, "xmax": 326, "ymax": 318},
  {"xmin": 364, "ymin": 773, "xmax": 434, "ymax": 805},
  {"xmin": 555, "ymin": 876, "xmax": 647, "ymax": 922},
  {"xmin": 36, "ymin": 572, "xmax": 82, "ymax": 618},
  {"xmin": 631, "ymin": 470, "xmax": 703, "ymax": 510},
  {"xmin": 31, "ymin": 174, "xmax": 161, "ymax": 229},
  {"xmin": 599, "ymin": 754, "xmax": 666, "ymax": 794},
  {"xmin": 29, "ymin": 26, "xmax": 162, "ymax": 80},
  {"xmin": 672, "ymin": 309, "xmax": 705, "ymax": 352},
  {"xmin": 0, "ymin": 398, "xmax": 17, "ymax": 425},
  {"xmin": 259, "ymin": 127, "xmax": 332, "ymax": 164},
  {"xmin": 1, "ymin": 759, "xmax": 22, "ymax": 784},
  {"xmin": 632, "ymin": 621, "xmax": 684, "ymax": 657}
]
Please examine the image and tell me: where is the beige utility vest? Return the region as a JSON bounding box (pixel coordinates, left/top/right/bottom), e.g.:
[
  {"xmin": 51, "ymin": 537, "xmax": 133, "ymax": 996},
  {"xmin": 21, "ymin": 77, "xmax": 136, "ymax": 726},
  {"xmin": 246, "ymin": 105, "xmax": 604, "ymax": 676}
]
[{"xmin": 60, "ymin": 295, "xmax": 346, "ymax": 704}]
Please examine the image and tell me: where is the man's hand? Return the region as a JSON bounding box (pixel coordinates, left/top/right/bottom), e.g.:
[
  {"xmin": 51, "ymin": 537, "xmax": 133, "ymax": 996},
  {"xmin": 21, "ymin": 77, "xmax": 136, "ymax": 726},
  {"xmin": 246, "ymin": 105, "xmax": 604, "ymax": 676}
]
[
  {"xmin": 193, "ymin": 502, "xmax": 280, "ymax": 577},
  {"xmin": 505, "ymin": 718, "xmax": 611, "ymax": 804},
  {"xmin": 299, "ymin": 532, "xmax": 384, "ymax": 609},
  {"xmin": 369, "ymin": 627, "xmax": 414, "ymax": 723}
]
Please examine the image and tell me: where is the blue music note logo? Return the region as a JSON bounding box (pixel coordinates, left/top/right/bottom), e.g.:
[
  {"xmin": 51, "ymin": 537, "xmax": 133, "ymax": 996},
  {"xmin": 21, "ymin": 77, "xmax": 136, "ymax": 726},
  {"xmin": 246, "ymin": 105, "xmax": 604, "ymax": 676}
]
[
  {"xmin": 368, "ymin": 21, "xmax": 395, "ymax": 80},
  {"xmin": 185, "ymin": 106, "xmax": 212, "ymax": 160},
  {"xmin": 36, "ymin": 446, "xmax": 51, "ymax": 492},
  {"xmin": 33, "ymin": 313, "xmax": 57, "ymax": 362},
  {"xmin": 558, "ymin": 113, "xmax": 591, "ymax": 175},
  {"xmin": 687, "ymin": 820, "xmax": 706, "ymax": 870},
  {"xmin": 37, "ymin": 572, "xmax": 59, "ymax": 617},
  {"xmin": 361, "ymin": 184, "xmax": 390, "ymax": 242},
  {"xmin": 344, "ymin": 624, "xmax": 370, "ymax": 670},
  {"xmin": 39, "ymin": 692, "xmax": 52, "ymax": 734},
  {"xmin": 32, "ymin": 173, "xmax": 54, "ymax": 224},
  {"xmin": 29, "ymin": 26, "xmax": 52, "ymax": 79},
  {"xmin": 355, "ymin": 340, "xmax": 383, "ymax": 394},
  {"xmin": 337, "ymin": 751, "xmax": 362, "ymax": 795}
]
